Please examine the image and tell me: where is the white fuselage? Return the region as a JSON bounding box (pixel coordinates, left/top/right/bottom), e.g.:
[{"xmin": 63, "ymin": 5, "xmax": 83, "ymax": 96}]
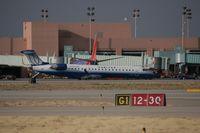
[{"xmin": 33, "ymin": 64, "xmax": 155, "ymax": 79}]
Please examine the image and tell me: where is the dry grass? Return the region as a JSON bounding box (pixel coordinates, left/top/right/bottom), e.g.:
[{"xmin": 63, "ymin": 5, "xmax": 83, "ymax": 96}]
[
  {"xmin": 0, "ymin": 100, "xmax": 114, "ymax": 107},
  {"xmin": 0, "ymin": 116, "xmax": 199, "ymax": 133},
  {"xmin": 0, "ymin": 80, "xmax": 200, "ymax": 133},
  {"xmin": 0, "ymin": 80, "xmax": 200, "ymax": 90}
]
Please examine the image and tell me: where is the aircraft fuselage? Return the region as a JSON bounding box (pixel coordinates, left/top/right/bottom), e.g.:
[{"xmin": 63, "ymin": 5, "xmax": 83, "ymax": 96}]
[{"xmin": 33, "ymin": 64, "xmax": 155, "ymax": 79}]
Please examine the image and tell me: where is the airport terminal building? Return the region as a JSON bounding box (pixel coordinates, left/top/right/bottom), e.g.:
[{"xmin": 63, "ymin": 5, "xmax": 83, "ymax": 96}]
[
  {"xmin": 0, "ymin": 21, "xmax": 200, "ymax": 77},
  {"xmin": 1, "ymin": 21, "xmax": 200, "ymax": 56}
]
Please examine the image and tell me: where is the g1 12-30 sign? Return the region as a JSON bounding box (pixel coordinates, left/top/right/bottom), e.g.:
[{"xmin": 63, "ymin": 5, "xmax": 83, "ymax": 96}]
[{"xmin": 115, "ymin": 94, "xmax": 166, "ymax": 106}]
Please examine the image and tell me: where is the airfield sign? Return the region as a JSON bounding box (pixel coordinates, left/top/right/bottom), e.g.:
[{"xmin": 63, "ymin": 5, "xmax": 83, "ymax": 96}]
[
  {"xmin": 131, "ymin": 94, "xmax": 166, "ymax": 106},
  {"xmin": 115, "ymin": 94, "xmax": 166, "ymax": 106},
  {"xmin": 115, "ymin": 94, "xmax": 130, "ymax": 106}
]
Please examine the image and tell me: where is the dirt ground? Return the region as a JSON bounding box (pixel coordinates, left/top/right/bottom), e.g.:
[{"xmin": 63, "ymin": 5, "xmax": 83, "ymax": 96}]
[
  {"xmin": 0, "ymin": 80, "xmax": 200, "ymax": 90},
  {"xmin": 0, "ymin": 116, "xmax": 199, "ymax": 133},
  {"xmin": 0, "ymin": 100, "xmax": 114, "ymax": 107},
  {"xmin": 0, "ymin": 80, "xmax": 200, "ymax": 133}
]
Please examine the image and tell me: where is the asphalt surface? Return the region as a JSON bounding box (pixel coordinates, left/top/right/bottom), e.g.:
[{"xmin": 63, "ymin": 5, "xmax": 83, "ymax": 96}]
[
  {"xmin": 0, "ymin": 89, "xmax": 200, "ymax": 116},
  {"xmin": 2, "ymin": 78, "xmax": 200, "ymax": 83}
]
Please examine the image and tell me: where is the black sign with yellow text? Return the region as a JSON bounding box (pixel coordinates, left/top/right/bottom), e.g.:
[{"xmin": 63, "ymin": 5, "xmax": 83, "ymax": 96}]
[{"xmin": 115, "ymin": 94, "xmax": 130, "ymax": 106}]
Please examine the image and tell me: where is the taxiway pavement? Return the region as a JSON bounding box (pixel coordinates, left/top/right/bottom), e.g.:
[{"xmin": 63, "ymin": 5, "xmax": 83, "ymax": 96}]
[{"xmin": 0, "ymin": 89, "xmax": 199, "ymax": 116}]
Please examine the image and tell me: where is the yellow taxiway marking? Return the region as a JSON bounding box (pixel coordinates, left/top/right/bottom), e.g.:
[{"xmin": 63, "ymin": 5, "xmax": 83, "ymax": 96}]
[{"xmin": 187, "ymin": 89, "xmax": 200, "ymax": 93}]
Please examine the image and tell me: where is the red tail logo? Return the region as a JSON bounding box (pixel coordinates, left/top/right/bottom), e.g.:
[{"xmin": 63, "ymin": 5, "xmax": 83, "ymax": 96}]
[
  {"xmin": 86, "ymin": 35, "xmax": 97, "ymax": 65},
  {"xmin": 91, "ymin": 35, "xmax": 97, "ymax": 61}
]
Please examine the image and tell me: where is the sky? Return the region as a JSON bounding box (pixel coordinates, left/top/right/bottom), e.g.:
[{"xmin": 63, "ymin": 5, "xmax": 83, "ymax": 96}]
[{"xmin": 0, "ymin": 0, "xmax": 199, "ymax": 37}]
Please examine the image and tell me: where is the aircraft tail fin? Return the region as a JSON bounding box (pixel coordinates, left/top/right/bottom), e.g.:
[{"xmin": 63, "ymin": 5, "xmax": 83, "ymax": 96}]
[
  {"xmin": 91, "ymin": 34, "xmax": 97, "ymax": 61},
  {"xmin": 20, "ymin": 50, "xmax": 49, "ymax": 66}
]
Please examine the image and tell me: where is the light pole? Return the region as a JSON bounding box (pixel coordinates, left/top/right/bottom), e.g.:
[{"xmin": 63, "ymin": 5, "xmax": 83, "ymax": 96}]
[
  {"xmin": 41, "ymin": 9, "xmax": 48, "ymax": 22},
  {"xmin": 186, "ymin": 9, "xmax": 192, "ymax": 38},
  {"xmin": 87, "ymin": 7, "xmax": 95, "ymax": 54},
  {"xmin": 181, "ymin": 6, "xmax": 192, "ymax": 50},
  {"xmin": 181, "ymin": 7, "xmax": 186, "ymax": 50},
  {"xmin": 133, "ymin": 9, "xmax": 140, "ymax": 38}
]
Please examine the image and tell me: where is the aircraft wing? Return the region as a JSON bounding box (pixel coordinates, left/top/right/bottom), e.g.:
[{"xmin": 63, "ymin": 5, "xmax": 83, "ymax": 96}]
[
  {"xmin": 96, "ymin": 56, "xmax": 123, "ymax": 63},
  {"xmin": 70, "ymin": 56, "xmax": 123, "ymax": 65}
]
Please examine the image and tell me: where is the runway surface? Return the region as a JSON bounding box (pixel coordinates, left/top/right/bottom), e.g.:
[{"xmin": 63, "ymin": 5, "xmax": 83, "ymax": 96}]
[
  {"xmin": 2, "ymin": 78, "xmax": 200, "ymax": 83},
  {"xmin": 0, "ymin": 89, "xmax": 200, "ymax": 116}
]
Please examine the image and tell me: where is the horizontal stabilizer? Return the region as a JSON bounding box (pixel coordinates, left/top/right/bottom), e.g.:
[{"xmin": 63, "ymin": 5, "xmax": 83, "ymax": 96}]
[{"xmin": 21, "ymin": 50, "xmax": 49, "ymax": 66}]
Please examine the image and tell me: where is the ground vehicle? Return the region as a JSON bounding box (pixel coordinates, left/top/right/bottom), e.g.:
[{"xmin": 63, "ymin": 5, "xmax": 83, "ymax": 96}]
[{"xmin": 0, "ymin": 74, "xmax": 16, "ymax": 80}]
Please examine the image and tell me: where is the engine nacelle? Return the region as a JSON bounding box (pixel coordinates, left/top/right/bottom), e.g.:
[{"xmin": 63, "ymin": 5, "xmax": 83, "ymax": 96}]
[{"xmin": 50, "ymin": 64, "xmax": 67, "ymax": 70}]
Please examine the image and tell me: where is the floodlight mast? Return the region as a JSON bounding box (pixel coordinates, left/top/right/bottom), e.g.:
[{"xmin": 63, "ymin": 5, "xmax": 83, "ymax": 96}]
[
  {"xmin": 87, "ymin": 7, "xmax": 95, "ymax": 54},
  {"xmin": 41, "ymin": 9, "xmax": 48, "ymax": 22},
  {"xmin": 181, "ymin": 6, "xmax": 192, "ymax": 50},
  {"xmin": 133, "ymin": 9, "xmax": 140, "ymax": 38}
]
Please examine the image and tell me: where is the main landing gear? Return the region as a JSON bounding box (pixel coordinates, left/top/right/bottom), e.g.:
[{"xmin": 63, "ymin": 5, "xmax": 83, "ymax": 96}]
[{"xmin": 29, "ymin": 72, "xmax": 40, "ymax": 84}]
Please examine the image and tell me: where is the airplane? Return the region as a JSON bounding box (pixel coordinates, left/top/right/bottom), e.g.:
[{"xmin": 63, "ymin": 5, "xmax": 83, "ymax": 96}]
[
  {"xmin": 21, "ymin": 50, "xmax": 157, "ymax": 83},
  {"xmin": 70, "ymin": 34, "xmax": 122, "ymax": 65}
]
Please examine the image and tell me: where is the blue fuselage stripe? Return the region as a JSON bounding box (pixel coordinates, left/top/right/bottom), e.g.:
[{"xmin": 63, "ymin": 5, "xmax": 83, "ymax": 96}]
[{"xmin": 35, "ymin": 70, "xmax": 155, "ymax": 79}]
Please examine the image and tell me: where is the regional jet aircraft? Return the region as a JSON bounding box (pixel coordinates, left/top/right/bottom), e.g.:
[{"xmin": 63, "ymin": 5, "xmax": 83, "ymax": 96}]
[{"xmin": 21, "ymin": 50, "xmax": 156, "ymax": 83}]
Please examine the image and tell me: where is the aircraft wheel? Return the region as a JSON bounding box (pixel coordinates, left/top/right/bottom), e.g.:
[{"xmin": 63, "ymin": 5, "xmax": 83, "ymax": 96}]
[{"xmin": 29, "ymin": 78, "xmax": 36, "ymax": 84}]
